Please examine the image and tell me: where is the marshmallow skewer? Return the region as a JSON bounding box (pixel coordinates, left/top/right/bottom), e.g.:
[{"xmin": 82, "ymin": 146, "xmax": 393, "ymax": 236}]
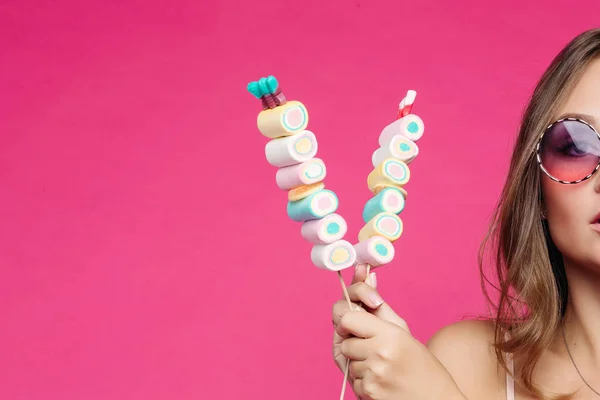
[
  {"xmin": 339, "ymin": 90, "xmax": 426, "ymax": 399},
  {"xmin": 248, "ymin": 76, "xmax": 358, "ymax": 268},
  {"xmin": 358, "ymin": 90, "xmax": 424, "ymax": 274}
]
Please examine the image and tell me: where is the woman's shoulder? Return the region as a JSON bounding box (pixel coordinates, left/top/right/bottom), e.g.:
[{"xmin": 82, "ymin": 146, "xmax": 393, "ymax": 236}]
[
  {"xmin": 426, "ymin": 319, "xmax": 508, "ymax": 399},
  {"xmin": 427, "ymin": 318, "xmax": 497, "ymax": 349},
  {"xmin": 426, "ymin": 318, "xmax": 499, "ymax": 371}
]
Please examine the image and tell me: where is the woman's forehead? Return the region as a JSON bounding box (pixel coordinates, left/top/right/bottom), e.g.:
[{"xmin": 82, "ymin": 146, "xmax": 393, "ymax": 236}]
[{"xmin": 558, "ymin": 58, "xmax": 600, "ymax": 129}]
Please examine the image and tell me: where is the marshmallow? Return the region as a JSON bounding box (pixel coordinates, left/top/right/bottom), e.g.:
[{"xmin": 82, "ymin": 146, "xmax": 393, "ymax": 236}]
[
  {"xmin": 379, "ymin": 114, "xmax": 424, "ymax": 146},
  {"xmin": 358, "ymin": 212, "xmax": 403, "ymax": 242},
  {"xmin": 287, "ymin": 189, "xmax": 338, "ymax": 222},
  {"xmin": 354, "ymin": 236, "xmax": 395, "ymax": 267},
  {"xmin": 257, "ymin": 100, "xmax": 309, "ymax": 138},
  {"xmin": 288, "ymin": 181, "xmax": 325, "ymax": 201},
  {"xmin": 372, "ymin": 135, "xmax": 419, "ymax": 166},
  {"xmin": 362, "ymin": 187, "xmax": 405, "ymax": 223},
  {"xmin": 301, "ymin": 213, "xmax": 348, "ymax": 244},
  {"xmin": 265, "ymin": 130, "xmax": 318, "ymax": 168},
  {"xmin": 276, "ymin": 158, "xmax": 327, "ymax": 190},
  {"xmin": 311, "ymin": 240, "xmax": 357, "ymax": 271},
  {"xmin": 367, "ymin": 158, "xmax": 410, "ymax": 192}
]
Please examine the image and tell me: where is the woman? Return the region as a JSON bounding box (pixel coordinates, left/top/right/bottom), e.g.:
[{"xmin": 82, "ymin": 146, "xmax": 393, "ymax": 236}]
[{"xmin": 332, "ymin": 28, "xmax": 600, "ymax": 400}]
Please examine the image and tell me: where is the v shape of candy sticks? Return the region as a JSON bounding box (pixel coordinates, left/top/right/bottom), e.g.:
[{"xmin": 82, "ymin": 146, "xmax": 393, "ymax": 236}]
[{"xmin": 246, "ymin": 76, "xmax": 425, "ymax": 400}]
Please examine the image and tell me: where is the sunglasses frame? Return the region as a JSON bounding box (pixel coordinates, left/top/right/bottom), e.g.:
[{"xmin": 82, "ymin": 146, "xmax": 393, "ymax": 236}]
[{"xmin": 535, "ymin": 117, "xmax": 600, "ymax": 184}]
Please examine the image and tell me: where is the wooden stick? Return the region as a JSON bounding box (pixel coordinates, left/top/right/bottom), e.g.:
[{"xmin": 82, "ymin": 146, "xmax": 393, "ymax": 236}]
[
  {"xmin": 338, "ymin": 270, "xmax": 352, "ymax": 306},
  {"xmin": 337, "ymin": 271, "xmax": 352, "ymax": 400},
  {"xmin": 341, "ymin": 361, "xmax": 351, "ymax": 400},
  {"xmin": 338, "ymin": 264, "xmax": 372, "ymax": 400}
]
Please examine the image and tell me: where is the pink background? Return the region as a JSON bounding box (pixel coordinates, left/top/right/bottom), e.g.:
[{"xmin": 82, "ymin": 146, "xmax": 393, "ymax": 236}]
[{"xmin": 1, "ymin": 1, "xmax": 598, "ymax": 399}]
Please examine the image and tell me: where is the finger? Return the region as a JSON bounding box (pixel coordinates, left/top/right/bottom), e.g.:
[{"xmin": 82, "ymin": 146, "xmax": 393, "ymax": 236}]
[
  {"xmin": 353, "ymin": 378, "xmax": 365, "ymax": 398},
  {"xmin": 347, "ymin": 375, "xmax": 366, "ymax": 400},
  {"xmin": 332, "ymin": 328, "xmax": 345, "ymax": 367},
  {"xmin": 347, "ymin": 281, "xmax": 384, "ymax": 309},
  {"xmin": 336, "ymin": 309, "xmax": 383, "ymax": 338},
  {"xmin": 340, "ymin": 337, "xmax": 370, "ymax": 361},
  {"xmin": 332, "ymin": 300, "xmax": 364, "ymax": 327},
  {"xmin": 352, "ymin": 263, "xmax": 369, "ymax": 284},
  {"xmin": 349, "ymin": 359, "xmax": 369, "ymax": 379}
]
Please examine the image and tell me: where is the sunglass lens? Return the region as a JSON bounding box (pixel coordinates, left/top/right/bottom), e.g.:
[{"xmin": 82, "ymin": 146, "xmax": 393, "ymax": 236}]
[{"xmin": 539, "ymin": 119, "xmax": 600, "ymax": 182}]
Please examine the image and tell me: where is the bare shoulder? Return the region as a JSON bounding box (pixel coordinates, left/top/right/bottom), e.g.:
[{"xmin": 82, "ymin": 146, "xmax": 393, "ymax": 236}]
[{"xmin": 426, "ymin": 319, "xmax": 507, "ymax": 399}]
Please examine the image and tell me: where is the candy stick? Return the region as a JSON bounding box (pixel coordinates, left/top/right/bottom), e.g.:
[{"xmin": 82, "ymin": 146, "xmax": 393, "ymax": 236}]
[
  {"xmin": 248, "ymin": 76, "xmax": 359, "ymax": 400},
  {"xmin": 397, "ymin": 89, "xmax": 416, "ymax": 118},
  {"xmin": 338, "ymin": 276, "xmax": 354, "ymax": 400},
  {"xmin": 340, "ymin": 90, "xmax": 426, "ymax": 398},
  {"xmin": 247, "ymin": 75, "xmax": 358, "ymax": 382}
]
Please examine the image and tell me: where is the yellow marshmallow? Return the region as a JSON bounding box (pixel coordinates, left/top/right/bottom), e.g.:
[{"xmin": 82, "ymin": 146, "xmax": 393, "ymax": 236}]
[
  {"xmin": 257, "ymin": 100, "xmax": 309, "ymax": 139},
  {"xmin": 367, "ymin": 158, "xmax": 410, "ymax": 193},
  {"xmin": 358, "ymin": 212, "xmax": 403, "ymax": 242}
]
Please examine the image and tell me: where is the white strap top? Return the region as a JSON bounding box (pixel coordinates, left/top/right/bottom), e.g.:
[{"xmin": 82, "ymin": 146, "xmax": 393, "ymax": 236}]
[
  {"xmin": 506, "ymin": 352, "xmax": 515, "ymax": 400},
  {"xmin": 504, "ymin": 330, "xmax": 515, "ymax": 400}
]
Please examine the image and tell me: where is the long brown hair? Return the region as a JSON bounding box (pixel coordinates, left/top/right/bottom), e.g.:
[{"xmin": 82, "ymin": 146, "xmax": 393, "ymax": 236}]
[{"xmin": 478, "ymin": 28, "xmax": 600, "ymax": 399}]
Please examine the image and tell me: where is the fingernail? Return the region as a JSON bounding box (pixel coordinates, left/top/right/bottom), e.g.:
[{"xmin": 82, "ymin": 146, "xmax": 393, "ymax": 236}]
[{"xmin": 369, "ymin": 292, "xmax": 383, "ymax": 306}]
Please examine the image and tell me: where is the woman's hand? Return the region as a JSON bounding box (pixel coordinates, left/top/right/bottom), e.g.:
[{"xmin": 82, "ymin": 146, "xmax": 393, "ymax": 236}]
[
  {"xmin": 332, "ymin": 265, "xmax": 407, "ymax": 376},
  {"xmin": 331, "ymin": 265, "xmax": 466, "ymax": 400}
]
